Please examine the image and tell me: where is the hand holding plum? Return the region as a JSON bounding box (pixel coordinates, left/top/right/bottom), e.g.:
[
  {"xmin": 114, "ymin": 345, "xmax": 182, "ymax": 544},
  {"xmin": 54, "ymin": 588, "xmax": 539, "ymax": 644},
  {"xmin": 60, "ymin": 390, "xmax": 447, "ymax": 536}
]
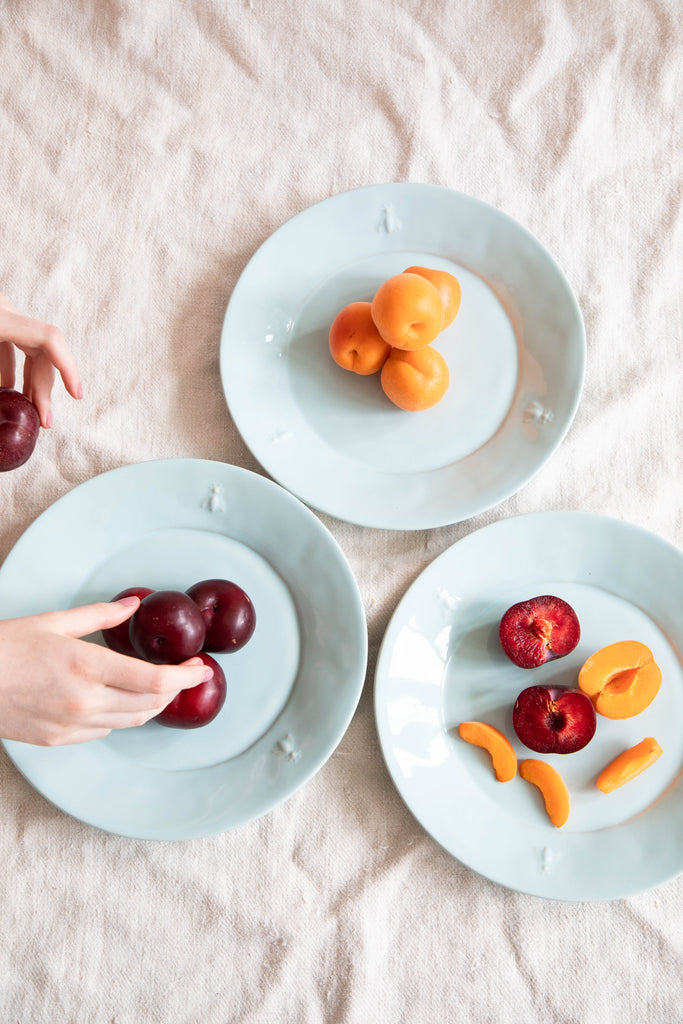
[
  {"xmin": 0, "ymin": 597, "xmax": 212, "ymax": 746},
  {"xmin": 0, "ymin": 292, "xmax": 81, "ymax": 429},
  {"xmin": 102, "ymin": 578, "xmax": 256, "ymax": 730}
]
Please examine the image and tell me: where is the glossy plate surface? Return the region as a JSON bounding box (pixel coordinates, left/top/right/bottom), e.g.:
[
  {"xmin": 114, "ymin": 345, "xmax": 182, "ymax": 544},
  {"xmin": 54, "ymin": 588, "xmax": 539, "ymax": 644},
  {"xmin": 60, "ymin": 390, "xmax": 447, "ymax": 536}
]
[
  {"xmin": 220, "ymin": 183, "xmax": 585, "ymax": 529},
  {"xmin": 0, "ymin": 460, "xmax": 367, "ymax": 840},
  {"xmin": 374, "ymin": 512, "xmax": 683, "ymax": 900}
]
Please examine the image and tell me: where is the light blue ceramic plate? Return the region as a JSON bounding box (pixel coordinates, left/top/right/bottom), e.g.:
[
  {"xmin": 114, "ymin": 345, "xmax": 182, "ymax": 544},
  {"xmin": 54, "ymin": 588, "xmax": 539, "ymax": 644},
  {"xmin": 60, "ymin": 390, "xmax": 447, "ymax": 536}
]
[
  {"xmin": 0, "ymin": 460, "xmax": 367, "ymax": 839},
  {"xmin": 374, "ymin": 512, "xmax": 683, "ymax": 900},
  {"xmin": 220, "ymin": 183, "xmax": 585, "ymax": 529}
]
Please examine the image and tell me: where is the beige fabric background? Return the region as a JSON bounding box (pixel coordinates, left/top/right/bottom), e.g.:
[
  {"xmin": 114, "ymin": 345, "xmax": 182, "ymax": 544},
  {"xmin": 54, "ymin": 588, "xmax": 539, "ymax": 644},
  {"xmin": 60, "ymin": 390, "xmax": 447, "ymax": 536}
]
[{"xmin": 1, "ymin": 1, "xmax": 682, "ymax": 1021}]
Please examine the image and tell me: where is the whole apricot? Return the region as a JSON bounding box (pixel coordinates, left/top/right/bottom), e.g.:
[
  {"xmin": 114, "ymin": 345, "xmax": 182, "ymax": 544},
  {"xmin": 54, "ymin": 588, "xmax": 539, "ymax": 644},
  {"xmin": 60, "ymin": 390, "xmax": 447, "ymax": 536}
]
[
  {"xmin": 404, "ymin": 266, "xmax": 461, "ymax": 327},
  {"xmin": 380, "ymin": 346, "xmax": 450, "ymax": 412},
  {"xmin": 371, "ymin": 272, "xmax": 444, "ymax": 350},
  {"xmin": 329, "ymin": 301, "xmax": 392, "ymax": 375}
]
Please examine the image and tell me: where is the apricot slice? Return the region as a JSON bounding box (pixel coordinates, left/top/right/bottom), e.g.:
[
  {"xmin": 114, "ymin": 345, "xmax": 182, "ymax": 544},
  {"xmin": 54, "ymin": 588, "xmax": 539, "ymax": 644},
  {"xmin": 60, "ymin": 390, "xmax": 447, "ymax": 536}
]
[
  {"xmin": 578, "ymin": 641, "xmax": 661, "ymax": 719},
  {"xmin": 458, "ymin": 721, "xmax": 517, "ymax": 782},
  {"xmin": 519, "ymin": 759, "xmax": 570, "ymax": 828},
  {"xmin": 596, "ymin": 737, "xmax": 663, "ymax": 794},
  {"xmin": 371, "ymin": 272, "xmax": 444, "ymax": 350},
  {"xmin": 380, "ymin": 346, "xmax": 449, "ymax": 412},
  {"xmin": 328, "ymin": 301, "xmax": 392, "ymax": 375},
  {"xmin": 404, "ymin": 266, "xmax": 461, "ymax": 327}
]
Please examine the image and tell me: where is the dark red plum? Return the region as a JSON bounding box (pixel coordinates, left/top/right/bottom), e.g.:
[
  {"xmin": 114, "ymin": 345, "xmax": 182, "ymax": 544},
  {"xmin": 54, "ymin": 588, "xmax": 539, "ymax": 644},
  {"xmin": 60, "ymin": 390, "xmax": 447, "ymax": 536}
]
[
  {"xmin": 513, "ymin": 685, "xmax": 596, "ymax": 754},
  {"xmin": 0, "ymin": 388, "xmax": 40, "ymax": 471},
  {"xmin": 155, "ymin": 652, "xmax": 226, "ymax": 729},
  {"xmin": 101, "ymin": 586, "xmax": 155, "ymax": 656},
  {"xmin": 130, "ymin": 590, "xmax": 206, "ymax": 664},
  {"xmin": 499, "ymin": 595, "xmax": 580, "ymax": 669},
  {"xmin": 186, "ymin": 578, "xmax": 256, "ymax": 653}
]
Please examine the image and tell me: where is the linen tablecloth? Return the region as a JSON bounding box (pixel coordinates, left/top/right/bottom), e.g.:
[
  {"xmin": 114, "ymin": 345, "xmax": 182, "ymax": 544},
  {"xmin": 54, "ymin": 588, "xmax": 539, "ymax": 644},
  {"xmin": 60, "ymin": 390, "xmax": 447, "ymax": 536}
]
[{"xmin": 1, "ymin": 2, "xmax": 681, "ymax": 1021}]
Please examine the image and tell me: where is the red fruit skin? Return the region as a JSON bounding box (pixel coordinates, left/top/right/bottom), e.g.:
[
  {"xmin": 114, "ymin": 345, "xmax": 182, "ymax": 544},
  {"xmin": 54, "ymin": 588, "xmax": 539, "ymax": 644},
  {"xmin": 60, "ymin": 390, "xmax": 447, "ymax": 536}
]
[
  {"xmin": 129, "ymin": 590, "xmax": 206, "ymax": 664},
  {"xmin": 101, "ymin": 586, "xmax": 155, "ymax": 656},
  {"xmin": 499, "ymin": 595, "xmax": 580, "ymax": 669},
  {"xmin": 186, "ymin": 578, "xmax": 256, "ymax": 653},
  {"xmin": 512, "ymin": 685, "xmax": 596, "ymax": 754},
  {"xmin": 0, "ymin": 388, "xmax": 40, "ymax": 471},
  {"xmin": 155, "ymin": 652, "xmax": 226, "ymax": 729}
]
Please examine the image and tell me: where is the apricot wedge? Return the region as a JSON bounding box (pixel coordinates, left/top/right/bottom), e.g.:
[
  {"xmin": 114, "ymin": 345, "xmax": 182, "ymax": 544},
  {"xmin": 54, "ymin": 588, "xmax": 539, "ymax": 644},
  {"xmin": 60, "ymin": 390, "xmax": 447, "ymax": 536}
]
[
  {"xmin": 578, "ymin": 640, "xmax": 661, "ymax": 719},
  {"xmin": 458, "ymin": 721, "xmax": 517, "ymax": 782},
  {"xmin": 596, "ymin": 737, "xmax": 663, "ymax": 794},
  {"xmin": 519, "ymin": 759, "xmax": 570, "ymax": 828}
]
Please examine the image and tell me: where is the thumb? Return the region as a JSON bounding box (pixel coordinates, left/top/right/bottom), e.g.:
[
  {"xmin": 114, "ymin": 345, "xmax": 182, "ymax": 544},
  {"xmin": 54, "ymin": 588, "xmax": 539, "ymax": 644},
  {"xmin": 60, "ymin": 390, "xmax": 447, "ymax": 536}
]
[{"xmin": 43, "ymin": 596, "xmax": 140, "ymax": 639}]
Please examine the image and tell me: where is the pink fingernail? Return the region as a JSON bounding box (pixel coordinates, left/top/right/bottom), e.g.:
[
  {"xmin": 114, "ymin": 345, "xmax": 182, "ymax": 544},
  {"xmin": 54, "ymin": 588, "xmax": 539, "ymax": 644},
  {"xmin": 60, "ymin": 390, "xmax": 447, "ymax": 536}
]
[
  {"xmin": 117, "ymin": 595, "xmax": 139, "ymax": 606},
  {"xmin": 46, "ymin": 412, "xmax": 53, "ymax": 429},
  {"xmin": 201, "ymin": 667, "xmax": 214, "ymax": 682},
  {"xmin": 77, "ymin": 382, "xmax": 83, "ymax": 399}
]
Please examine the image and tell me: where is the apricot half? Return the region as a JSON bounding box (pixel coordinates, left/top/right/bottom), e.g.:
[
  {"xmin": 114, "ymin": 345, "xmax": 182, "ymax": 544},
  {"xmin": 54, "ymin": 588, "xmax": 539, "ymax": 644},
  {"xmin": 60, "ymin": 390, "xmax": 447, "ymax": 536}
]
[
  {"xmin": 371, "ymin": 272, "xmax": 444, "ymax": 350},
  {"xmin": 596, "ymin": 737, "xmax": 663, "ymax": 794},
  {"xmin": 458, "ymin": 721, "xmax": 517, "ymax": 782},
  {"xmin": 329, "ymin": 301, "xmax": 392, "ymax": 375},
  {"xmin": 519, "ymin": 759, "xmax": 570, "ymax": 828},
  {"xmin": 404, "ymin": 266, "xmax": 461, "ymax": 328},
  {"xmin": 578, "ymin": 641, "xmax": 661, "ymax": 719}
]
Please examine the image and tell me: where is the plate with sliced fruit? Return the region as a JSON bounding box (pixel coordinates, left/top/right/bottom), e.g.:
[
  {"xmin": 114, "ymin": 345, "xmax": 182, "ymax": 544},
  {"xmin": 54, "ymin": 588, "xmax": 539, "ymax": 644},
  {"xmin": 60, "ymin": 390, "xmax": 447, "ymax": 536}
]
[
  {"xmin": 374, "ymin": 511, "xmax": 683, "ymax": 900},
  {"xmin": 0, "ymin": 459, "xmax": 367, "ymax": 839},
  {"xmin": 220, "ymin": 183, "xmax": 585, "ymax": 530}
]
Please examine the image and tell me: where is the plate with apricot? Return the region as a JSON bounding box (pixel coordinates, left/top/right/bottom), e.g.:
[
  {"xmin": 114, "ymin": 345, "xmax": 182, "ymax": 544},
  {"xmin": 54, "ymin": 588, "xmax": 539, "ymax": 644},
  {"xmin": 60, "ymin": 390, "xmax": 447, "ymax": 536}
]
[
  {"xmin": 374, "ymin": 511, "xmax": 683, "ymax": 900},
  {"xmin": 220, "ymin": 183, "xmax": 585, "ymax": 529}
]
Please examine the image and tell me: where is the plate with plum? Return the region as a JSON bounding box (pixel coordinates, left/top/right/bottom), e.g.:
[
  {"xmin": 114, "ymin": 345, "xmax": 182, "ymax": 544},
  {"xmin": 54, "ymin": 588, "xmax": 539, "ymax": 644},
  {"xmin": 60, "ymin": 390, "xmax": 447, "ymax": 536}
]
[
  {"xmin": 220, "ymin": 182, "xmax": 585, "ymax": 530},
  {"xmin": 0, "ymin": 459, "xmax": 367, "ymax": 839},
  {"xmin": 374, "ymin": 511, "xmax": 683, "ymax": 900}
]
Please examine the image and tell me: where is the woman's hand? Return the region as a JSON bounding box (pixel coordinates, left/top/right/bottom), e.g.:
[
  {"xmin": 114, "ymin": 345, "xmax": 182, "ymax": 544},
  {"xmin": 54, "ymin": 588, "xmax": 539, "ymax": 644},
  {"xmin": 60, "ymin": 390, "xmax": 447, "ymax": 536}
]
[
  {"xmin": 0, "ymin": 292, "xmax": 82, "ymax": 427},
  {"xmin": 0, "ymin": 597, "xmax": 212, "ymax": 746}
]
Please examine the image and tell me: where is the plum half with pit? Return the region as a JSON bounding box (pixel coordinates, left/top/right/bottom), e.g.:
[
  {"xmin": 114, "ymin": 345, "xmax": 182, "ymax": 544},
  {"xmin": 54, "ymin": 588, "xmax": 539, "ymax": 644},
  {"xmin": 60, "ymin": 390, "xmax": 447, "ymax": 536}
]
[
  {"xmin": 0, "ymin": 388, "xmax": 40, "ymax": 471},
  {"xmin": 129, "ymin": 590, "xmax": 206, "ymax": 664},
  {"xmin": 155, "ymin": 651, "xmax": 226, "ymax": 729},
  {"xmin": 101, "ymin": 586, "xmax": 155, "ymax": 656},
  {"xmin": 186, "ymin": 578, "xmax": 256, "ymax": 653},
  {"xmin": 499, "ymin": 595, "xmax": 580, "ymax": 669},
  {"xmin": 513, "ymin": 684, "xmax": 597, "ymax": 754}
]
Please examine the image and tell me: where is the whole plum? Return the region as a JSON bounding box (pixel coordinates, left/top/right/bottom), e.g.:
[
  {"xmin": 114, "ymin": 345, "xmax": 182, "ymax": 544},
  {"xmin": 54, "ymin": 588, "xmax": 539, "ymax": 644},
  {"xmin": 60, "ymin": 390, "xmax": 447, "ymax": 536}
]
[
  {"xmin": 129, "ymin": 590, "xmax": 206, "ymax": 664},
  {"xmin": 0, "ymin": 388, "xmax": 40, "ymax": 471},
  {"xmin": 155, "ymin": 652, "xmax": 226, "ymax": 729},
  {"xmin": 101, "ymin": 586, "xmax": 155, "ymax": 656},
  {"xmin": 186, "ymin": 578, "xmax": 256, "ymax": 653}
]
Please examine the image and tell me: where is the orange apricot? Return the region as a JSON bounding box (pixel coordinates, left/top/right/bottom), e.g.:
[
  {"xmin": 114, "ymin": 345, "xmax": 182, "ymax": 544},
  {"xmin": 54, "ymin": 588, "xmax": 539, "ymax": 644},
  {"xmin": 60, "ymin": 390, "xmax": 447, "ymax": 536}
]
[
  {"xmin": 519, "ymin": 759, "xmax": 570, "ymax": 828},
  {"xmin": 329, "ymin": 301, "xmax": 392, "ymax": 375},
  {"xmin": 380, "ymin": 346, "xmax": 450, "ymax": 412},
  {"xmin": 578, "ymin": 641, "xmax": 661, "ymax": 719},
  {"xmin": 404, "ymin": 266, "xmax": 461, "ymax": 328},
  {"xmin": 596, "ymin": 737, "xmax": 663, "ymax": 794},
  {"xmin": 458, "ymin": 721, "xmax": 517, "ymax": 782},
  {"xmin": 371, "ymin": 272, "xmax": 444, "ymax": 350}
]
